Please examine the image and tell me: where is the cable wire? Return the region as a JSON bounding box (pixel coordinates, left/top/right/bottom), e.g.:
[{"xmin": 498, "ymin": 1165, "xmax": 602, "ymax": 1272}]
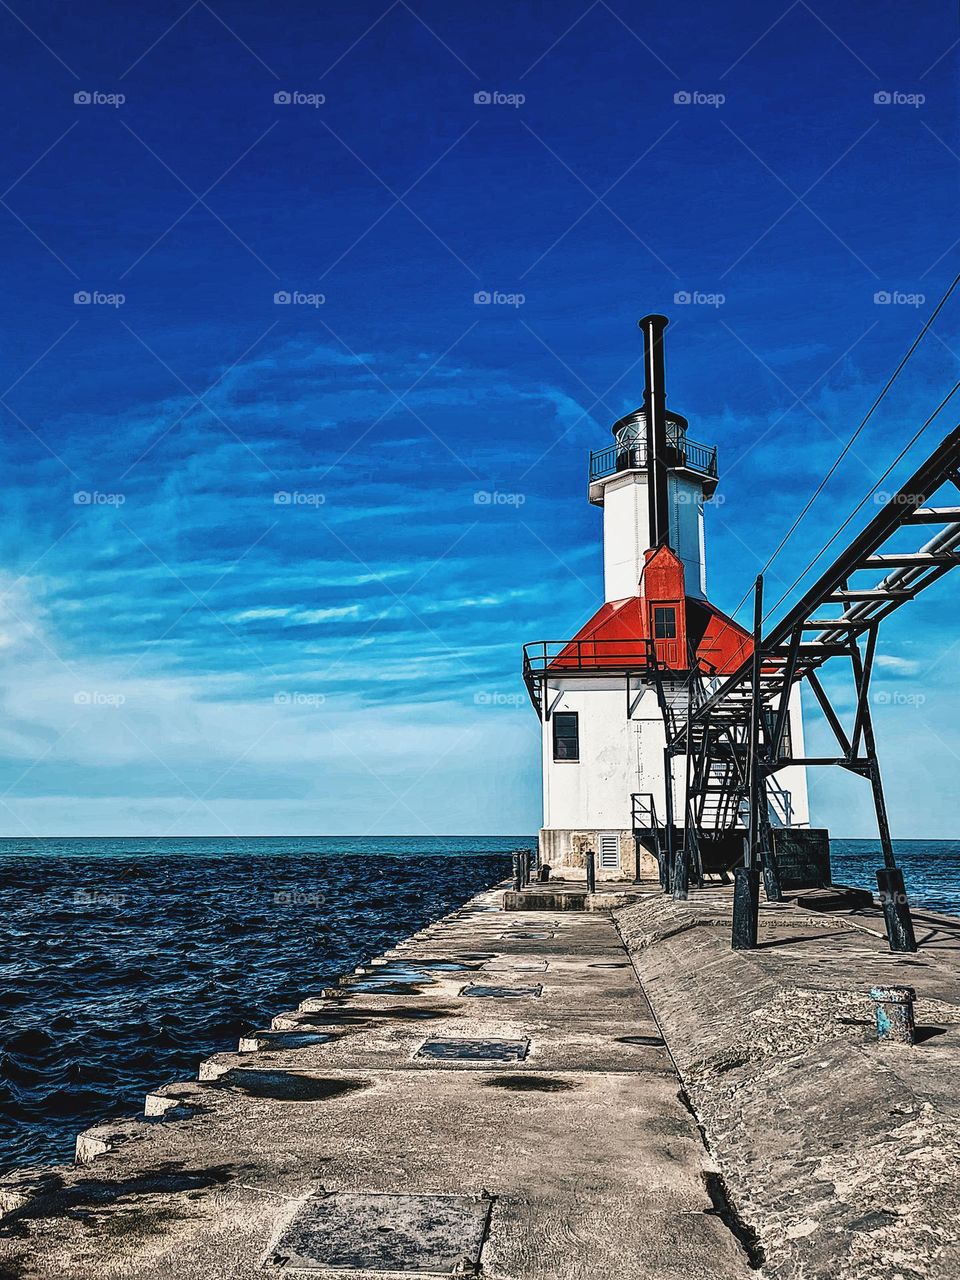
[{"xmin": 726, "ymin": 269, "xmax": 960, "ymax": 627}]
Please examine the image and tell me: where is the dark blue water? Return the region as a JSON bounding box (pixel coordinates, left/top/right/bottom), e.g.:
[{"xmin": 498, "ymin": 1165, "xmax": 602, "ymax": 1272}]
[
  {"xmin": 0, "ymin": 838, "xmax": 521, "ymax": 1172},
  {"xmin": 830, "ymin": 838, "xmax": 960, "ymax": 916}
]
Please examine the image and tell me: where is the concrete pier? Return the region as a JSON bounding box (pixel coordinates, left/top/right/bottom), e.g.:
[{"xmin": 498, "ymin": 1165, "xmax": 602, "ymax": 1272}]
[
  {"xmin": 4, "ymin": 880, "xmax": 959, "ymax": 1279},
  {"xmin": 0, "ymin": 884, "xmax": 750, "ymax": 1279}
]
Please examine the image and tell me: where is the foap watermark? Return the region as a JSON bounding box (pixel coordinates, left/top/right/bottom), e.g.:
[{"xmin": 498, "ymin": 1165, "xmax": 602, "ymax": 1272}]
[
  {"xmin": 874, "ymin": 290, "xmax": 925, "ymax": 308},
  {"xmin": 474, "ymin": 290, "xmax": 525, "ymax": 308},
  {"xmin": 74, "ymin": 490, "xmax": 126, "ymax": 506},
  {"xmin": 74, "ymin": 290, "xmax": 125, "ymax": 308},
  {"xmin": 274, "ymin": 90, "xmax": 325, "ymax": 107},
  {"xmin": 676, "ymin": 489, "xmax": 725, "ymax": 506},
  {"xmin": 674, "ymin": 90, "xmax": 725, "ymax": 108},
  {"xmin": 274, "ymin": 691, "xmax": 326, "ymax": 708},
  {"xmin": 74, "ymin": 690, "xmax": 126, "ymax": 708},
  {"xmin": 74, "ymin": 888, "xmax": 127, "ymax": 907},
  {"xmin": 274, "ymin": 490, "xmax": 326, "ymax": 507},
  {"xmin": 474, "ymin": 690, "xmax": 524, "ymax": 708},
  {"xmin": 474, "ymin": 490, "xmax": 525, "ymax": 507},
  {"xmin": 874, "ymin": 491, "xmax": 927, "ymax": 507},
  {"xmin": 74, "ymin": 90, "xmax": 125, "ymax": 108},
  {"xmin": 273, "ymin": 889, "xmax": 326, "ymax": 906},
  {"xmin": 274, "ymin": 290, "xmax": 325, "ymax": 307},
  {"xmin": 674, "ymin": 290, "xmax": 725, "ymax": 308},
  {"xmin": 874, "ymin": 690, "xmax": 926, "ymax": 708},
  {"xmin": 874, "ymin": 90, "xmax": 924, "ymax": 108},
  {"xmin": 474, "ymin": 90, "xmax": 525, "ymax": 108}
]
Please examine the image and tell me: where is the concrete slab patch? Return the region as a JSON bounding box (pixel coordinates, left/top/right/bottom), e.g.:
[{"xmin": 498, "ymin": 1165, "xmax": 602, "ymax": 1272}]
[
  {"xmin": 460, "ymin": 983, "xmax": 543, "ymax": 999},
  {"xmin": 270, "ymin": 1191, "xmax": 493, "ymax": 1274},
  {"xmin": 415, "ymin": 1038, "xmax": 529, "ymax": 1062}
]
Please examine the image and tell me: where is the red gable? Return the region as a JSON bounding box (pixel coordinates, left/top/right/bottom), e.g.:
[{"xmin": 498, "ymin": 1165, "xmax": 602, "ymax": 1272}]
[{"xmin": 551, "ymin": 546, "xmax": 751, "ymax": 675}]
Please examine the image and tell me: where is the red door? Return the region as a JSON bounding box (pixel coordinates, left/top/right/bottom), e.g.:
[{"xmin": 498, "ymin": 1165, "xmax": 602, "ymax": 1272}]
[{"xmin": 651, "ymin": 602, "xmax": 680, "ymax": 667}]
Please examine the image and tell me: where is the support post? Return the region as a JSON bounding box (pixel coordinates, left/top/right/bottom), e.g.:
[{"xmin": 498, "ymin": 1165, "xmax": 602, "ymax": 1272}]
[
  {"xmin": 674, "ymin": 669, "xmax": 697, "ymax": 900},
  {"xmin": 585, "ymin": 851, "xmax": 596, "ymax": 894},
  {"xmin": 759, "ymin": 781, "xmax": 783, "ymax": 903},
  {"xmin": 662, "ymin": 747, "xmax": 676, "ymax": 896},
  {"xmin": 733, "ymin": 576, "xmax": 764, "ymax": 948},
  {"xmin": 671, "ymin": 835, "xmax": 690, "ymax": 900},
  {"xmin": 850, "ymin": 641, "xmax": 918, "ymax": 953},
  {"xmin": 732, "ymin": 865, "xmax": 761, "ymax": 951},
  {"xmin": 512, "ymin": 852, "xmax": 522, "ymax": 893}
]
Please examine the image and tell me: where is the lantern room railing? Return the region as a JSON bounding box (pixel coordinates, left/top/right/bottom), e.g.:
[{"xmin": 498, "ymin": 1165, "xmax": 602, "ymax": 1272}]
[{"xmin": 588, "ymin": 435, "xmax": 718, "ymax": 485}]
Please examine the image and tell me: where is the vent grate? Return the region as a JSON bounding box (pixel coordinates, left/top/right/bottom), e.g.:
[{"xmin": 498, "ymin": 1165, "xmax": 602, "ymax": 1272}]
[{"xmin": 599, "ymin": 833, "xmax": 621, "ymax": 869}]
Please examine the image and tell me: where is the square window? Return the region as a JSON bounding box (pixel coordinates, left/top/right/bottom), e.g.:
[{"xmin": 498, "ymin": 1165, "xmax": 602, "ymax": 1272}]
[{"xmin": 553, "ymin": 711, "xmax": 579, "ymax": 762}]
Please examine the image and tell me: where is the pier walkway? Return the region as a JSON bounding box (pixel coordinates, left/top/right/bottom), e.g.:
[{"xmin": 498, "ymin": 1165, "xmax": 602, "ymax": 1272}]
[{"xmin": 0, "ymin": 883, "xmax": 750, "ymax": 1280}]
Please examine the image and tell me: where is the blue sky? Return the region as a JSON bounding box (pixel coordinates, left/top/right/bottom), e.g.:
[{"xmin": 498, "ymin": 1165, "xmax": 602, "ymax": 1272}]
[{"xmin": 0, "ymin": 0, "xmax": 958, "ymax": 836}]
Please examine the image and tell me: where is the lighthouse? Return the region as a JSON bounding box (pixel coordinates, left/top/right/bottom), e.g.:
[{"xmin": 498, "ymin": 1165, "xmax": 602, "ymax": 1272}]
[{"xmin": 523, "ymin": 316, "xmax": 810, "ymax": 882}]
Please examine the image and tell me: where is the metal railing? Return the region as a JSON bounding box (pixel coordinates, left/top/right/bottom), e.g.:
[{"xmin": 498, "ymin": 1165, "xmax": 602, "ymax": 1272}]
[
  {"xmin": 589, "ymin": 436, "xmax": 718, "ymax": 484},
  {"xmin": 523, "ymin": 638, "xmax": 659, "ymax": 676},
  {"xmin": 631, "ymin": 792, "xmax": 661, "ymax": 831}
]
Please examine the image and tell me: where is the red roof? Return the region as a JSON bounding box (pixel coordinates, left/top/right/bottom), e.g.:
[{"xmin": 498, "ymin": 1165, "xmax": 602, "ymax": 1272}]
[{"xmin": 551, "ymin": 545, "xmax": 751, "ymax": 675}]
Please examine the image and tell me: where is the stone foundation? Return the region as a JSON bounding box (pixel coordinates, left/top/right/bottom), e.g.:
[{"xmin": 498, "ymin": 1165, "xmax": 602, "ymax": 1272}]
[{"xmin": 538, "ymin": 828, "xmax": 660, "ymax": 882}]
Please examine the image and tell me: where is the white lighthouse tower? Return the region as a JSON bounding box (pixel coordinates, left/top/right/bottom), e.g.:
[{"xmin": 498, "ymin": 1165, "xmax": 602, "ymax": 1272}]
[{"xmin": 523, "ymin": 316, "xmax": 810, "ymax": 883}]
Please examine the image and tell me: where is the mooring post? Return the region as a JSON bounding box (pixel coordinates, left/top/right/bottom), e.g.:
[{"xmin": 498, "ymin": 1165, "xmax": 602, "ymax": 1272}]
[
  {"xmin": 585, "ymin": 851, "xmax": 596, "ymax": 894},
  {"xmin": 870, "ymin": 985, "xmax": 916, "ymax": 1044},
  {"xmin": 512, "ymin": 851, "xmax": 522, "ymax": 893}
]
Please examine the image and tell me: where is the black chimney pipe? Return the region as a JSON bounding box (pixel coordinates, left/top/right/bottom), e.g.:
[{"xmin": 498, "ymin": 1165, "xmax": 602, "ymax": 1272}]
[{"xmin": 639, "ymin": 314, "xmax": 670, "ymax": 549}]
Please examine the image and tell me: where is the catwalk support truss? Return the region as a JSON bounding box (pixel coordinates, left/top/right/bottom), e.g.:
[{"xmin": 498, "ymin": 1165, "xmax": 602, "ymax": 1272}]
[{"xmin": 667, "ymin": 423, "xmax": 960, "ymax": 952}]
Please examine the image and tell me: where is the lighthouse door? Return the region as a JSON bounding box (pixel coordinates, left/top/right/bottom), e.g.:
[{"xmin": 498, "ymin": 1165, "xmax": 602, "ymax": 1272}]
[{"xmin": 651, "ymin": 603, "xmax": 680, "ymax": 666}]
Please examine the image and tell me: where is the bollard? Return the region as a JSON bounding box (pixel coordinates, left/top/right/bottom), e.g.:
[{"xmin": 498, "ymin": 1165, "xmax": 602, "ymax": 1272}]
[
  {"xmin": 731, "ymin": 865, "xmax": 760, "ymax": 951},
  {"xmin": 538, "ymin": 864, "xmax": 551, "ymax": 882},
  {"xmin": 585, "ymin": 851, "xmax": 596, "ymax": 894},
  {"xmin": 512, "ymin": 851, "xmax": 522, "ymax": 893},
  {"xmin": 521, "ymin": 850, "xmax": 531, "ymax": 887},
  {"xmin": 870, "ymin": 985, "xmax": 916, "ymax": 1044}
]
